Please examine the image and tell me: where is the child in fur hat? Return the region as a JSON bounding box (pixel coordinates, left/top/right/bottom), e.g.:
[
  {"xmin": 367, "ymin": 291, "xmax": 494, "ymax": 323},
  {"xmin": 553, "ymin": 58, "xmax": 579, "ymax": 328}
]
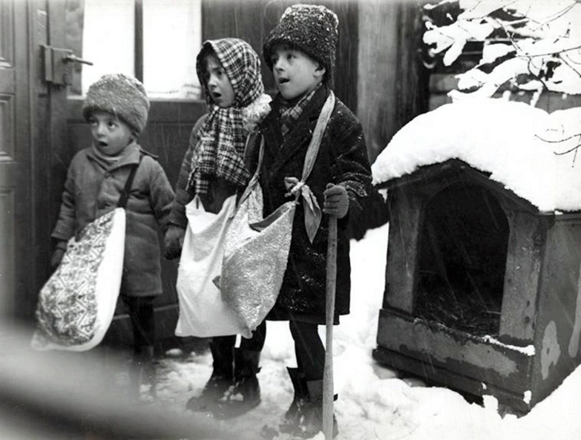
[
  {"xmin": 164, "ymin": 38, "xmax": 271, "ymax": 417},
  {"xmin": 51, "ymin": 73, "xmax": 174, "ymax": 397},
  {"xmin": 251, "ymin": 4, "xmax": 372, "ymax": 437}
]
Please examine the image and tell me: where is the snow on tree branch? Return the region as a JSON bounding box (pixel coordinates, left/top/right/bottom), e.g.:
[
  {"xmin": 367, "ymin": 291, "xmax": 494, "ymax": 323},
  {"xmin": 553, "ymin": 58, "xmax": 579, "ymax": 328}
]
[
  {"xmin": 422, "ymin": 0, "xmax": 581, "ymax": 160},
  {"xmin": 423, "ymin": 0, "xmax": 581, "ymax": 97}
]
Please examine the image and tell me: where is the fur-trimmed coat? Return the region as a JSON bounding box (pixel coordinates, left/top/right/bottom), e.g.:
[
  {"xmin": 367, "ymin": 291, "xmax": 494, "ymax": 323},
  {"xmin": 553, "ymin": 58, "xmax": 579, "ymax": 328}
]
[
  {"xmin": 249, "ymin": 86, "xmax": 372, "ymax": 323},
  {"xmin": 52, "ymin": 143, "xmax": 174, "ymax": 297}
]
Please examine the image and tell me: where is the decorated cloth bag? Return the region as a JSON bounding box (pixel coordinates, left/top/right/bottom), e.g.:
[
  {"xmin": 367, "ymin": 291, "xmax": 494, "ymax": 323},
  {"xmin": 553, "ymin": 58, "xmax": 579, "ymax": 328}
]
[
  {"xmin": 31, "ymin": 159, "xmax": 141, "ymax": 351},
  {"xmin": 221, "ymin": 92, "xmax": 336, "ymax": 336},
  {"xmin": 174, "ymin": 194, "xmax": 247, "ymax": 337}
]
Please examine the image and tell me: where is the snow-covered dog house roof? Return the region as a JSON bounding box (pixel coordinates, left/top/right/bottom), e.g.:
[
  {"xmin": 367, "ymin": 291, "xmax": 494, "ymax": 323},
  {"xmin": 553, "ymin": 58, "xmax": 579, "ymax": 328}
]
[
  {"xmin": 371, "ymin": 98, "xmax": 581, "ymax": 414},
  {"xmin": 372, "ymin": 98, "xmax": 581, "ymax": 213}
]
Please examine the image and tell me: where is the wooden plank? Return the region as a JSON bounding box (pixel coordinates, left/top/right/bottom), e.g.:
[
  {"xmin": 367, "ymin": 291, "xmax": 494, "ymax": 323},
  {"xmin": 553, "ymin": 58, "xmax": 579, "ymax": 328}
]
[
  {"xmin": 376, "ymin": 308, "xmax": 533, "ymax": 393},
  {"xmin": 372, "ymin": 345, "xmax": 531, "ymax": 414}
]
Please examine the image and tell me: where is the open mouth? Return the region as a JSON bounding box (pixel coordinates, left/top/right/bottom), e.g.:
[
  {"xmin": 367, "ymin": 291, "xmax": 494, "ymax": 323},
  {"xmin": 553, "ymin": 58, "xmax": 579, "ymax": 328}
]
[
  {"xmin": 98, "ymin": 141, "xmax": 108, "ymax": 147},
  {"xmin": 278, "ymin": 78, "xmax": 290, "ymax": 85}
]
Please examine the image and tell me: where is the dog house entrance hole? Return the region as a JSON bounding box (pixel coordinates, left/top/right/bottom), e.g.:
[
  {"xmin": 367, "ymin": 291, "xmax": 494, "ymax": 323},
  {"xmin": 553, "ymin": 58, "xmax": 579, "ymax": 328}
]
[{"xmin": 416, "ymin": 183, "xmax": 509, "ymax": 337}]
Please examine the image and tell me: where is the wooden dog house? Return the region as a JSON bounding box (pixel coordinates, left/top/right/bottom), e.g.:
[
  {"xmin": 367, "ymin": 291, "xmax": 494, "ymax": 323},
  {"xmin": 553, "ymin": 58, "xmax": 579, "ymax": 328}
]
[{"xmin": 371, "ymin": 100, "xmax": 581, "ymax": 414}]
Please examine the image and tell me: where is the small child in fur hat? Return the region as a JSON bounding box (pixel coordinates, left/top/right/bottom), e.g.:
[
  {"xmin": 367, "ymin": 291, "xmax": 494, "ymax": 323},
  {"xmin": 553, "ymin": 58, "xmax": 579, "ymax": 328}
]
[
  {"xmin": 164, "ymin": 38, "xmax": 271, "ymax": 417},
  {"xmin": 250, "ymin": 4, "xmax": 372, "ymax": 437},
  {"xmin": 51, "ymin": 73, "xmax": 174, "ymax": 397}
]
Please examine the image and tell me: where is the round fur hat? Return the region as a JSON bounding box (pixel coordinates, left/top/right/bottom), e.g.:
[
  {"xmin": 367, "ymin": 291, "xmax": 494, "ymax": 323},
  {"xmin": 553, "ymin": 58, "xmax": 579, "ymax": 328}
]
[
  {"xmin": 82, "ymin": 73, "xmax": 150, "ymax": 134},
  {"xmin": 263, "ymin": 4, "xmax": 339, "ymax": 86}
]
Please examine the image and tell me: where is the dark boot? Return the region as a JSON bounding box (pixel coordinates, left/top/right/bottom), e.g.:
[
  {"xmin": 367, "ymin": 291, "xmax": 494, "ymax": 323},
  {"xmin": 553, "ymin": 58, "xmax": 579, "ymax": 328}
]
[
  {"xmin": 129, "ymin": 346, "xmax": 156, "ymax": 400},
  {"xmin": 279, "ymin": 367, "xmax": 309, "ymax": 433},
  {"xmin": 215, "ymin": 348, "xmax": 261, "ymax": 418},
  {"xmin": 291, "ymin": 379, "xmax": 339, "ymax": 439},
  {"xmin": 186, "ymin": 342, "xmax": 234, "ymax": 412}
]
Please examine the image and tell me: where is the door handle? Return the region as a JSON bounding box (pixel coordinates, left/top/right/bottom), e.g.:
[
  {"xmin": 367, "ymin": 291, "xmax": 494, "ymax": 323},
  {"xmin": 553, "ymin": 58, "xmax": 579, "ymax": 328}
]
[
  {"xmin": 42, "ymin": 45, "xmax": 93, "ymax": 86},
  {"xmin": 63, "ymin": 54, "xmax": 93, "ymax": 66}
]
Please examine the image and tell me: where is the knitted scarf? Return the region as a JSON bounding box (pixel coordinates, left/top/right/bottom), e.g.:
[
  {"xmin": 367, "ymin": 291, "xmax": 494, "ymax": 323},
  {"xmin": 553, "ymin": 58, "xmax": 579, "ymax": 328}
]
[
  {"xmin": 279, "ymin": 83, "xmax": 322, "ymax": 138},
  {"xmin": 189, "ymin": 39, "xmax": 270, "ymax": 195}
]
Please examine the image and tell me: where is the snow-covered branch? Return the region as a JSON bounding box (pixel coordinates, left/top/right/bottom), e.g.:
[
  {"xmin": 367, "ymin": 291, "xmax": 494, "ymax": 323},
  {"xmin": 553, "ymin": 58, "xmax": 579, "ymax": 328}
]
[{"xmin": 423, "ymin": 0, "xmax": 581, "ymax": 98}]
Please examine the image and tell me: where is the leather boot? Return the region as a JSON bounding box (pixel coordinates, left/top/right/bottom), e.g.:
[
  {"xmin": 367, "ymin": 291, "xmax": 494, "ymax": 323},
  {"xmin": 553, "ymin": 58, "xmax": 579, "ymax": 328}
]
[
  {"xmin": 186, "ymin": 342, "xmax": 234, "ymax": 412},
  {"xmin": 279, "ymin": 367, "xmax": 309, "ymax": 433},
  {"xmin": 129, "ymin": 345, "xmax": 156, "ymax": 400},
  {"xmin": 215, "ymin": 348, "xmax": 261, "ymax": 418},
  {"xmin": 292, "ymin": 379, "xmax": 339, "ymax": 439}
]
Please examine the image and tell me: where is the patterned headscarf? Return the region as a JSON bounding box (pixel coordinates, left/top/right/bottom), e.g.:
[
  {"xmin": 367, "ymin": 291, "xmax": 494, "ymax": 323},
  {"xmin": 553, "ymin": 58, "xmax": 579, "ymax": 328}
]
[{"xmin": 190, "ymin": 38, "xmax": 269, "ymax": 195}]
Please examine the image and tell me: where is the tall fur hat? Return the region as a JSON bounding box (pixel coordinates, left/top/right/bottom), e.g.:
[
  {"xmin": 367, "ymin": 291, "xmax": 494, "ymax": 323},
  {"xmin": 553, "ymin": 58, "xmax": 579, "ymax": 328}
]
[
  {"xmin": 263, "ymin": 4, "xmax": 339, "ymax": 86},
  {"xmin": 82, "ymin": 73, "xmax": 150, "ymax": 135}
]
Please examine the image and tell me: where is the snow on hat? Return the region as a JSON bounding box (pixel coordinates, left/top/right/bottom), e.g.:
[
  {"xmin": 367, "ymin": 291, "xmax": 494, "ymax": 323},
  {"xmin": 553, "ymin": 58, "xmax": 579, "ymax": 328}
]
[
  {"xmin": 263, "ymin": 4, "xmax": 339, "ymax": 85},
  {"xmin": 82, "ymin": 73, "xmax": 150, "ymax": 134}
]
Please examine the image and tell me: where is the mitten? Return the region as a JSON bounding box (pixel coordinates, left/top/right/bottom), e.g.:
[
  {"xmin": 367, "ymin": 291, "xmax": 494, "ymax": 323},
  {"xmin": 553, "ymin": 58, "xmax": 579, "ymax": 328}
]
[
  {"xmin": 323, "ymin": 183, "xmax": 349, "ymax": 219},
  {"xmin": 51, "ymin": 240, "xmax": 68, "ymax": 269},
  {"xmin": 164, "ymin": 224, "xmax": 186, "ymax": 260}
]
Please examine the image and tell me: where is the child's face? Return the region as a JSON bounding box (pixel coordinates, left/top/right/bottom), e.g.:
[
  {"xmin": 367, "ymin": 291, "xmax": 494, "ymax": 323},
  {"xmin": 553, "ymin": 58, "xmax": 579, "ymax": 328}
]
[
  {"xmin": 203, "ymin": 55, "xmax": 235, "ymax": 108},
  {"xmin": 89, "ymin": 111, "xmax": 134, "ymax": 156},
  {"xmin": 270, "ymin": 45, "xmax": 325, "ymax": 100}
]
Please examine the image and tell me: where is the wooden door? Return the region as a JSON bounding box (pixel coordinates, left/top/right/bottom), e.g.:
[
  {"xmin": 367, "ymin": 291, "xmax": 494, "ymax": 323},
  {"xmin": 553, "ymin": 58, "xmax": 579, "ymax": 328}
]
[
  {"xmin": 0, "ymin": 0, "xmax": 73, "ymax": 329},
  {"xmin": 0, "ymin": 0, "xmax": 27, "ymax": 324}
]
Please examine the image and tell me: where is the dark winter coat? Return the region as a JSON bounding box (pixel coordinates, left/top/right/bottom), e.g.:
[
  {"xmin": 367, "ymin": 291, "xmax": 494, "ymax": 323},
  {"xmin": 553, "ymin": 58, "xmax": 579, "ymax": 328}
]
[
  {"xmin": 250, "ymin": 86, "xmax": 372, "ymax": 323},
  {"xmin": 52, "ymin": 143, "xmax": 174, "ymax": 297}
]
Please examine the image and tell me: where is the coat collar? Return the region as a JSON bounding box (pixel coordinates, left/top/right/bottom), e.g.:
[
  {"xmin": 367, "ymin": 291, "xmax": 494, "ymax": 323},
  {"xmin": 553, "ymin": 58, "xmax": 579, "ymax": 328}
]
[
  {"xmin": 259, "ymin": 86, "xmax": 330, "ymax": 178},
  {"xmin": 87, "ymin": 142, "xmax": 143, "ymax": 170}
]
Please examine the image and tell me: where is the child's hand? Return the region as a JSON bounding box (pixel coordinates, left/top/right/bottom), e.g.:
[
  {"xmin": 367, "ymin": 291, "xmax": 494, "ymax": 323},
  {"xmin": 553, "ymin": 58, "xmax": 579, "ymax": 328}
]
[
  {"xmin": 323, "ymin": 183, "xmax": 349, "ymax": 219},
  {"xmin": 164, "ymin": 225, "xmax": 186, "ymax": 260},
  {"xmin": 50, "ymin": 241, "xmax": 68, "ymax": 269}
]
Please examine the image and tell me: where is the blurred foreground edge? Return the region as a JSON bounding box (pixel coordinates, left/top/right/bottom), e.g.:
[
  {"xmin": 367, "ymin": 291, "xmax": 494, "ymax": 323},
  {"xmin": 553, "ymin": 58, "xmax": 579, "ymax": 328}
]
[{"xmin": 0, "ymin": 322, "xmax": 244, "ymax": 440}]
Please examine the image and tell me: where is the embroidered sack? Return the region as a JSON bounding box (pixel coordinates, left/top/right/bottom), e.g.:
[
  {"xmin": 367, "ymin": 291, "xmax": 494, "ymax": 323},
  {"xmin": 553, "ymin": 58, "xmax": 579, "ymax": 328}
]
[
  {"xmin": 220, "ymin": 92, "xmax": 336, "ymax": 336},
  {"xmin": 31, "ymin": 159, "xmax": 141, "ymax": 351},
  {"xmin": 174, "ymin": 194, "xmax": 247, "ymax": 337}
]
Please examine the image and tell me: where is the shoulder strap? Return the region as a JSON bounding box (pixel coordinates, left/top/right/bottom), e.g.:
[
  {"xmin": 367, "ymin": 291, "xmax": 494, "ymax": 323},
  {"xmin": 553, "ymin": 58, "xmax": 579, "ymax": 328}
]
[
  {"xmin": 301, "ymin": 91, "xmax": 335, "ymax": 182},
  {"xmin": 239, "ymin": 92, "xmax": 335, "ymax": 204},
  {"xmin": 237, "ymin": 92, "xmax": 335, "ymax": 208},
  {"xmin": 118, "ymin": 155, "xmax": 143, "ymax": 208}
]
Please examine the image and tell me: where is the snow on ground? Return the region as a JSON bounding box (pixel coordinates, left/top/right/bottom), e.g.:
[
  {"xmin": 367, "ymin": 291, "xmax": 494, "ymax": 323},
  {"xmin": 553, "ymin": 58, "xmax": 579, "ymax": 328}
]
[{"xmin": 152, "ymin": 223, "xmax": 581, "ymax": 440}]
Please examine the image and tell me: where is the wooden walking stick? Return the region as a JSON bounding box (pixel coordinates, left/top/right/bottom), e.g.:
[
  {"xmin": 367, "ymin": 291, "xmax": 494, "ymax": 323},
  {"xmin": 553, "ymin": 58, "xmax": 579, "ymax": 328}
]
[{"xmin": 323, "ymin": 216, "xmax": 338, "ymax": 440}]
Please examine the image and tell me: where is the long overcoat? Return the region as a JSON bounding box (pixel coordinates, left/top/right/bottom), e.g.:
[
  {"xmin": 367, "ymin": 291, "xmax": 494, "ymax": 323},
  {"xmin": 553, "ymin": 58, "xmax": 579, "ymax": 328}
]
[
  {"xmin": 251, "ymin": 86, "xmax": 372, "ymax": 323},
  {"xmin": 52, "ymin": 143, "xmax": 174, "ymax": 297}
]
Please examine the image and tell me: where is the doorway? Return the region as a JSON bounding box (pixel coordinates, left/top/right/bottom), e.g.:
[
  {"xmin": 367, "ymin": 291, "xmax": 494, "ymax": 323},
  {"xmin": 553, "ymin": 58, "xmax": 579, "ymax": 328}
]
[{"xmin": 416, "ymin": 183, "xmax": 509, "ymax": 336}]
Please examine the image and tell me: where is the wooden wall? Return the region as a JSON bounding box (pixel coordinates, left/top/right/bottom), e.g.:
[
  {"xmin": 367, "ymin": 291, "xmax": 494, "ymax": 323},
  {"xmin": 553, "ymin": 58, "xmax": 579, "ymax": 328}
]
[{"xmin": 358, "ymin": 0, "xmax": 430, "ymax": 163}]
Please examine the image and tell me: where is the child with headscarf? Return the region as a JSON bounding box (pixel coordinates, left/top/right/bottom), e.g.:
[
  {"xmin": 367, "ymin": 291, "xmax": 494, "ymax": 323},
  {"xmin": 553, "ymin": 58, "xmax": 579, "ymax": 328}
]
[{"xmin": 165, "ymin": 38, "xmax": 271, "ymax": 417}]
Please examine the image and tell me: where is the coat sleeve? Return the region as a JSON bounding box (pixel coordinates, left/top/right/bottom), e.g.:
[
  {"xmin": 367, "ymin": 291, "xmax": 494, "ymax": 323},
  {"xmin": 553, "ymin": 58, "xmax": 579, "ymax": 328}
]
[
  {"xmin": 51, "ymin": 155, "xmax": 80, "ymax": 241},
  {"xmin": 168, "ymin": 114, "xmax": 208, "ymax": 228},
  {"xmin": 329, "ymin": 104, "xmax": 372, "ymax": 221},
  {"xmin": 147, "ymin": 158, "xmax": 175, "ymax": 234}
]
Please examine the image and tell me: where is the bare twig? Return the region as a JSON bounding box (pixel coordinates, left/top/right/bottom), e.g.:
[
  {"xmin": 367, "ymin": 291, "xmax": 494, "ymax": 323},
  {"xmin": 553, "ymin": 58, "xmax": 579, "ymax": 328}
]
[
  {"xmin": 536, "ymin": 132, "xmax": 581, "ymax": 144},
  {"xmin": 553, "ymin": 143, "xmax": 581, "ymax": 156}
]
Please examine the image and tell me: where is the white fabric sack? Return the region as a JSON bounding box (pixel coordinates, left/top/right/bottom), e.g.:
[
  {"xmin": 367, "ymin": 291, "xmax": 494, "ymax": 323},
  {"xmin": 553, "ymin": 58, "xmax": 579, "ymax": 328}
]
[
  {"xmin": 175, "ymin": 195, "xmax": 245, "ymax": 337},
  {"xmin": 31, "ymin": 208, "xmax": 126, "ymax": 351}
]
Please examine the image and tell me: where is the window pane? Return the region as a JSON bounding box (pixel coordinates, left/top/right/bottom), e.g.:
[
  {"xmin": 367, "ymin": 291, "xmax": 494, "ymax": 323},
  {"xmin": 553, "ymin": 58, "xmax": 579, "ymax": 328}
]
[
  {"xmin": 143, "ymin": 0, "xmax": 202, "ymax": 99},
  {"xmin": 81, "ymin": 0, "xmax": 135, "ymax": 94}
]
